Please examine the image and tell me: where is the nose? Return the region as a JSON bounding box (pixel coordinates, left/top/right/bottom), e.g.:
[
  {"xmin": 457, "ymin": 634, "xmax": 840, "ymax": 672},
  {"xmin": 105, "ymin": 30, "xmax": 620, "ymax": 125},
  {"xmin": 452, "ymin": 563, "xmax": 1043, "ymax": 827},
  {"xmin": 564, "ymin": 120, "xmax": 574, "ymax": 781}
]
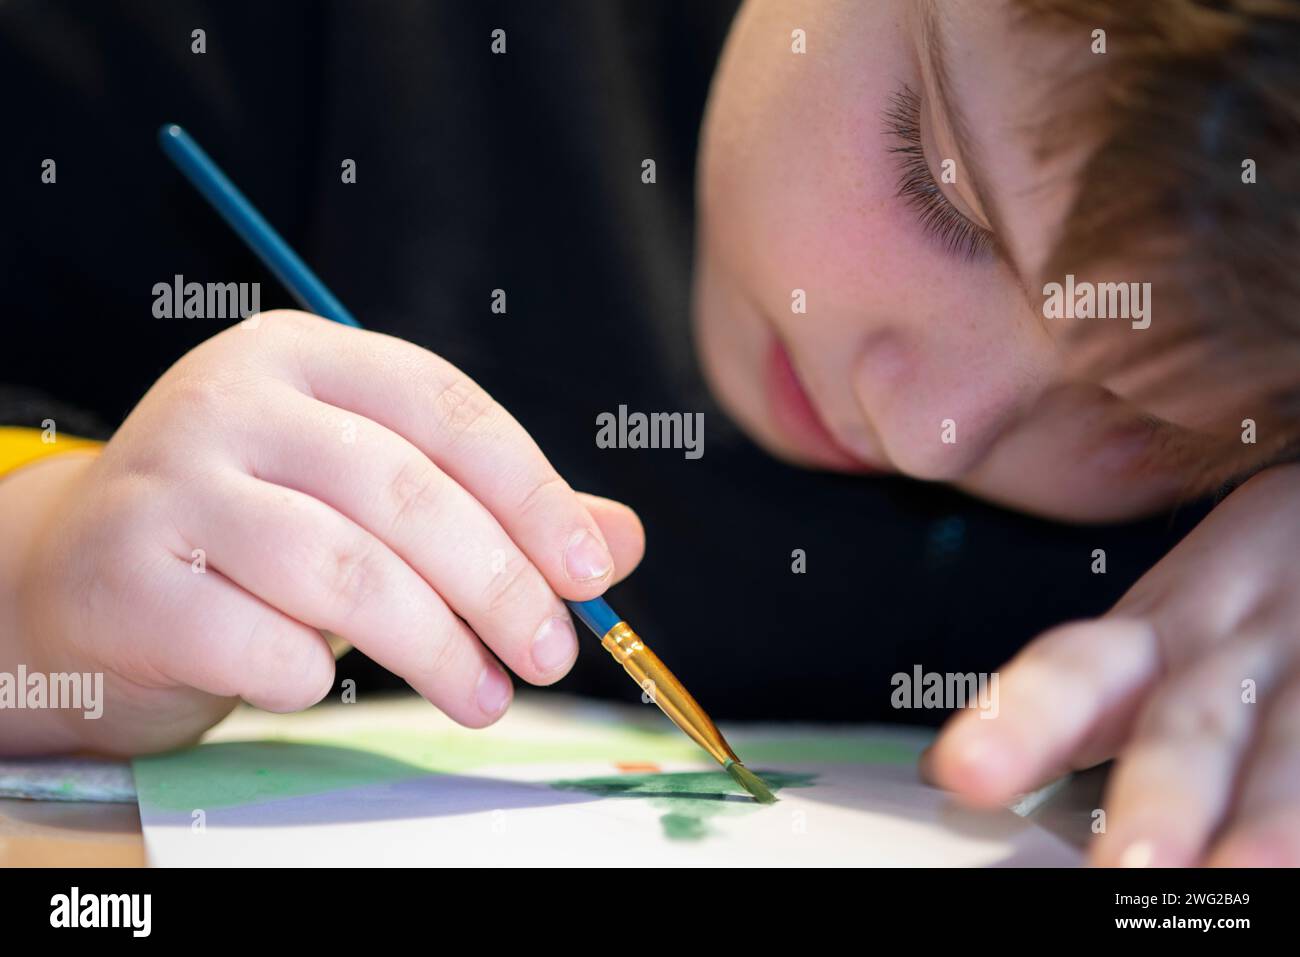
[{"xmin": 850, "ymin": 328, "xmax": 1051, "ymax": 481}]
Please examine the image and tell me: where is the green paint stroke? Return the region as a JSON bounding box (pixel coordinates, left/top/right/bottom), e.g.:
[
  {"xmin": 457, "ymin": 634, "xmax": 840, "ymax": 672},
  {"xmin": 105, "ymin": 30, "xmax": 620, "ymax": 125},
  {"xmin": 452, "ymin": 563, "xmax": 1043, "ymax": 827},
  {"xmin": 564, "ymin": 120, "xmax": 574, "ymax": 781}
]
[
  {"xmin": 134, "ymin": 741, "xmax": 431, "ymax": 812},
  {"xmin": 134, "ymin": 722, "xmax": 916, "ymax": 814},
  {"xmin": 548, "ymin": 770, "xmax": 817, "ymax": 841}
]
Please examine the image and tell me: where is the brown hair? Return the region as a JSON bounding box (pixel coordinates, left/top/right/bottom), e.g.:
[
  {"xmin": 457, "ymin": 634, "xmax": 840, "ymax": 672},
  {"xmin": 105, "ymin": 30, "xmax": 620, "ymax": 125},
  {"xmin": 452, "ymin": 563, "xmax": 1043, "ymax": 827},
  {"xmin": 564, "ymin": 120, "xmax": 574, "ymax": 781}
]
[{"xmin": 1017, "ymin": 0, "xmax": 1300, "ymax": 489}]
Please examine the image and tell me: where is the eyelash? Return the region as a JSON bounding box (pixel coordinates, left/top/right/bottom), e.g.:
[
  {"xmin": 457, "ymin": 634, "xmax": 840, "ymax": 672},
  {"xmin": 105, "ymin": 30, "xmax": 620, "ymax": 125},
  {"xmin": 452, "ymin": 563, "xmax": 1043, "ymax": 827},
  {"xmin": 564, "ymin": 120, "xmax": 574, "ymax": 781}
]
[{"xmin": 884, "ymin": 85, "xmax": 994, "ymax": 262}]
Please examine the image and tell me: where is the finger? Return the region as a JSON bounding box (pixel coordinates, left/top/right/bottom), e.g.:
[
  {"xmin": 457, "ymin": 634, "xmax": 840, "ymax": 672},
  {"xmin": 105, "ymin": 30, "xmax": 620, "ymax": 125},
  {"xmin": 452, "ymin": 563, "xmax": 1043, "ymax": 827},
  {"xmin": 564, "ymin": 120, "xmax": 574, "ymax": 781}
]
[
  {"xmin": 575, "ymin": 492, "xmax": 645, "ymax": 583},
  {"xmin": 929, "ymin": 617, "xmax": 1160, "ymax": 806},
  {"xmin": 243, "ymin": 385, "xmax": 577, "ymax": 685},
  {"xmin": 177, "ymin": 468, "xmax": 513, "ymax": 727},
  {"xmin": 137, "ymin": 546, "xmax": 335, "ymax": 713},
  {"xmin": 1207, "ymin": 669, "xmax": 1300, "ymax": 867},
  {"xmin": 1091, "ymin": 634, "xmax": 1283, "ymax": 867},
  {"xmin": 256, "ymin": 311, "xmax": 617, "ymax": 599}
]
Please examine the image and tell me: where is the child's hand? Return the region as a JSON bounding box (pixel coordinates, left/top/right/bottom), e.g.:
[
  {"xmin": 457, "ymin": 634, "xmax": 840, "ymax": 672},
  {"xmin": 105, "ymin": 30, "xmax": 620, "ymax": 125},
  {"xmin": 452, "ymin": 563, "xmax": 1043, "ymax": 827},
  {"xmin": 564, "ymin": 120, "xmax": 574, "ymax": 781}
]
[
  {"xmin": 6, "ymin": 311, "xmax": 644, "ymax": 754},
  {"xmin": 929, "ymin": 464, "xmax": 1300, "ymax": 866}
]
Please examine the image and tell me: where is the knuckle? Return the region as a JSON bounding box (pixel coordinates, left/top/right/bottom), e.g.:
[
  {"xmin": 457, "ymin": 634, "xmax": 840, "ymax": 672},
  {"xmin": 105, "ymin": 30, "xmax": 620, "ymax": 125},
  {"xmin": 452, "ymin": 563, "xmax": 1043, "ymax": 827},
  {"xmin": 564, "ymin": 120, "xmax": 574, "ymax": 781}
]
[
  {"xmin": 428, "ymin": 626, "xmax": 463, "ymax": 678},
  {"xmin": 515, "ymin": 472, "xmax": 569, "ymax": 519},
  {"xmin": 388, "ymin": 458, "xmax": 445, "ymax": 531},
  {"xmin": 319, "ymin": 540, "xmax": 386, "ymax": 625},
  {"xmin": 207, "ymin": 308, "xmax": 319, "ymax": 383},
  {"xmin": 154, "ymin": 364, "xmax": 267, "ymax": 444},
  {"xmin": 109, "ymin": 434, "xmax": 176, "ymax": 482},
  {"xmin": 163, "ymin": 373, "xmax": 239, "ymax": 426},
  {"xmin": 255, "ymin": 308, "xmax": 321, "ymax": 337},
  {"xmin": 412, "ymin": 621, "xmax": 465, "ymax": 689},
  {"xmin": 1142, "ymin": 675, "xmax": 1243, "ymax": 743},
  {"xmin": 429, "ymin": 376, "xmax": 497, "ymax": 442},
  {"xmin": 481, "ymin": 553, "xmax": 534, "ymax": 615}
]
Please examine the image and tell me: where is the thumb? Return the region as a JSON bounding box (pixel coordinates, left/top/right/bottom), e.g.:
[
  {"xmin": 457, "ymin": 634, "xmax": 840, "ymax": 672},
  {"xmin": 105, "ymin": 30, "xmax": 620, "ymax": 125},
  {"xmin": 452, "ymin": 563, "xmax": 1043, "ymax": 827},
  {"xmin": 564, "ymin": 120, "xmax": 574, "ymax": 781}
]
[{"xmin": 576, "ymin": 492, "xmax": 645, "ymax": 584}]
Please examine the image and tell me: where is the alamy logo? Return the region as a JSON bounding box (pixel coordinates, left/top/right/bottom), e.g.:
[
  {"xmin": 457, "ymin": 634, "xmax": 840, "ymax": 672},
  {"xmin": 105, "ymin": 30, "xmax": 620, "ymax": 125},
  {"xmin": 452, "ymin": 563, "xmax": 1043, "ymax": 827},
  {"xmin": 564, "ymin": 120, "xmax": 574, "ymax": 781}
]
[
  {"xmin": 0, "ymin": 667, "xmax": 103, "ymax": 719},
  {"xmin": 891, "ymin": 665, "xmax": 999, "ymax": 718},
  {"xmin": 595, "ymin": 405, "xmax": 704, "ymax": 459},
  {"xmin": 152, "ymin": 274, "xmax": 261, "ymax": 319},
  {"xmin": 50, "ymin": 887, "xmax": 151, "ymax": 937},
  {"xmin": 1042, "ymin": 274, "xmax": 1151, "ymax": 330}
]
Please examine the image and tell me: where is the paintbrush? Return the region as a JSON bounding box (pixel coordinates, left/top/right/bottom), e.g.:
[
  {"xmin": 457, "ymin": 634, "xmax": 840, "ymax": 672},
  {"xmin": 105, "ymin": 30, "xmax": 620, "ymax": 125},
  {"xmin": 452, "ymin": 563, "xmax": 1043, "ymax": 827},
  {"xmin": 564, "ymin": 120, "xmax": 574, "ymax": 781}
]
[
  {"xmin": 157, "ymin": 123, "xmax": 776, "ymax": 804},
  {"xmin": 568, "ymin": 597, "xmax": 774, "ymax": 802}
]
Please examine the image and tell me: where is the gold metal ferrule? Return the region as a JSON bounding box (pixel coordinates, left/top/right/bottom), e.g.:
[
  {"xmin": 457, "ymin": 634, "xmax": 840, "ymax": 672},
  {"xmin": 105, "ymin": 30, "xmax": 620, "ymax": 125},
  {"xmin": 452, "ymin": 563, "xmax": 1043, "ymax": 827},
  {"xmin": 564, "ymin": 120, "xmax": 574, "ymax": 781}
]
[{"xmin": 600, "ymin": 622, "xmax": 739, "ymax": 767}]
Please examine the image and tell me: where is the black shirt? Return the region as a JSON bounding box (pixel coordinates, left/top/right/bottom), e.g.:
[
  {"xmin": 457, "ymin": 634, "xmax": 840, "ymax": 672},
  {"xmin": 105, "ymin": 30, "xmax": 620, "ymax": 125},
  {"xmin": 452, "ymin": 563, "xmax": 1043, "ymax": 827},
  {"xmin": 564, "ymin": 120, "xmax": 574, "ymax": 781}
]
[{"xmin": 0, "ymin": 0, "xmax": 1207, "ymax": 723}]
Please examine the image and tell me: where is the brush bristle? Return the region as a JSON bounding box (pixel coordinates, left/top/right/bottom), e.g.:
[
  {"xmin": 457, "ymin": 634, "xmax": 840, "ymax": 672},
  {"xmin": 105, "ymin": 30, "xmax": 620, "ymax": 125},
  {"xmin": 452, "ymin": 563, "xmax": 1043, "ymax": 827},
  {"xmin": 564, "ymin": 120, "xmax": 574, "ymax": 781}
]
[{"xmin": 725, "ymin": 760, "xmax": 777, "ymax": 804}]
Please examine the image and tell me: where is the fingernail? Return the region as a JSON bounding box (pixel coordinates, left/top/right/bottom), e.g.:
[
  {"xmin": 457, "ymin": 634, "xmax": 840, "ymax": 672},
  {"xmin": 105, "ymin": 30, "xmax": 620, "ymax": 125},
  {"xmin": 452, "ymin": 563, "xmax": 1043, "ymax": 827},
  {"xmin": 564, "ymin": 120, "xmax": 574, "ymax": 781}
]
[
  {"xmin": 564, "ymin": 530, "xmax": 613, "ymax": 582},
  {"xmin": 532, "ymin": 615, "xmax": 578, "ymax": 673},
  {"xmin": 476, "ymin": 665, "xmax": 512, "ymax": 717}
]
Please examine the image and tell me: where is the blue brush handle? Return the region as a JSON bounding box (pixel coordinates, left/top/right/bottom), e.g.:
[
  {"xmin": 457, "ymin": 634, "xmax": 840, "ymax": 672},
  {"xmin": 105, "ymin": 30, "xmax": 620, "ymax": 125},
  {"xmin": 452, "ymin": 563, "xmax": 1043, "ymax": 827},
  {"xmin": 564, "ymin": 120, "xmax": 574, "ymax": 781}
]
[
  {"xmin": 565, "ymin": 596, "xmax": 622, "ymax": 639},
  {"xmin": 159, "ymin": 123, "xmax": 621, "ymax": 638},
  {"xmin": 159, "ymin": 124, "xmax": 360, "ymax": 328}
]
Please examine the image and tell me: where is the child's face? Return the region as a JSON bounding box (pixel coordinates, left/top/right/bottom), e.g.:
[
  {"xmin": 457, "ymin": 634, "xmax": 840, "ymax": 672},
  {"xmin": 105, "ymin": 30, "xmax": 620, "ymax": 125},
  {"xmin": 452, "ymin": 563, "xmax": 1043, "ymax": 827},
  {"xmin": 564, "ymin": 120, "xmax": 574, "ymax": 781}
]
[{"xmin": 693, "ymin": 0, "xmax": 1222, "ymax": 521}]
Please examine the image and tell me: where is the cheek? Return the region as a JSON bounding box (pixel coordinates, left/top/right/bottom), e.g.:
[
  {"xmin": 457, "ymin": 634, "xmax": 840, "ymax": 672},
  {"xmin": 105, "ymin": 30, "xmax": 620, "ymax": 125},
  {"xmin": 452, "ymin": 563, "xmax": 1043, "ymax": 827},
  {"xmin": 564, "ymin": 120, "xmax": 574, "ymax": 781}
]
[
  {"xmin": 697, "ymin": 0, "xmax": 1058, "ymax": 478},
  {"xmin": 697, "ymin": 0, "xmax": 926, "ymax": 410}
]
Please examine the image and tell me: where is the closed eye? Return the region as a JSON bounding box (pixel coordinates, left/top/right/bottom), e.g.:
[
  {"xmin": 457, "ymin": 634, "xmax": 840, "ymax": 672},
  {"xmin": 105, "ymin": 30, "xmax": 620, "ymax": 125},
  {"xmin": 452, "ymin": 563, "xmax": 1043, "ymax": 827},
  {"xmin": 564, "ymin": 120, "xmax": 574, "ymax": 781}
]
[{"xmin": 884, "ymin": 84, "xmax": 995, "ymax": 262}]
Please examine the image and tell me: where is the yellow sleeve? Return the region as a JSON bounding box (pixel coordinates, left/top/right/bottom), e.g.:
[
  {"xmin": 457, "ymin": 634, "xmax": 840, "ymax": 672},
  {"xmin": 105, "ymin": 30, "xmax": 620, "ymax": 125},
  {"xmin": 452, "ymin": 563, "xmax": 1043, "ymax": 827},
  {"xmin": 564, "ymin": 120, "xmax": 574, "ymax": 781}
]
[{"xmin": 0, "ymin": 426, "xmax": 103, "ymax": 479}]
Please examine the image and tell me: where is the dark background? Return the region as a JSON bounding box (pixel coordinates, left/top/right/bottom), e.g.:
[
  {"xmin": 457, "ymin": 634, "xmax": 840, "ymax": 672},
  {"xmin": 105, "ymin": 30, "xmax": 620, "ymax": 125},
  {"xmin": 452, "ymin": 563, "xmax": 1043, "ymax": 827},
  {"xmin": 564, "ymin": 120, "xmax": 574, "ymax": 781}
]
[{"xmin": 0, "ymin": 0, "xmax": 1209, "ymax": 723}]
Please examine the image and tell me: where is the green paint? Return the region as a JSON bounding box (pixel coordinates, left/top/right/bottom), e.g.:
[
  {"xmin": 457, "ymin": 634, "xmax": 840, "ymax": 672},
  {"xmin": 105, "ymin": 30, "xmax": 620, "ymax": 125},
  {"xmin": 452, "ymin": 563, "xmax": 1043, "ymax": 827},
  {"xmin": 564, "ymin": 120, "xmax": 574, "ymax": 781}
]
[
  {"xmin": 548, "ymin": 770, "xmax": 817, "ymax": 841},
  {"xmin": 133, "ymin": 717, "xmax": 918, "ymax": 815},
  {"xmin": 296, "ymin": 724, "xmax": 919, "ymax": 771},
  {"xmin": 134, "ymin": 741, "xmax": 432, "ymax": 812},
  {"xmin": 661, "ymin": 812, "xmax": 708, "ymax": 840}
]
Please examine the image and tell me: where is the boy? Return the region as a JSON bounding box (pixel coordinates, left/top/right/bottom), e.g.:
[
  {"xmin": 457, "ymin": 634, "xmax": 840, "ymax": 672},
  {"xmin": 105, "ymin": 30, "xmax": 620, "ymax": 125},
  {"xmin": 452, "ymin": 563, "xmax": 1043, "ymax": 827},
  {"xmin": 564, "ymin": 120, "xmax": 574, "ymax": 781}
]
[
  {"xmin": 2, "ymin": 0, "xmax": 1296, "ymax": 867},
  {"xmin": 693, "ymin": 0, "xmax": 1300, "ymax": 866}
]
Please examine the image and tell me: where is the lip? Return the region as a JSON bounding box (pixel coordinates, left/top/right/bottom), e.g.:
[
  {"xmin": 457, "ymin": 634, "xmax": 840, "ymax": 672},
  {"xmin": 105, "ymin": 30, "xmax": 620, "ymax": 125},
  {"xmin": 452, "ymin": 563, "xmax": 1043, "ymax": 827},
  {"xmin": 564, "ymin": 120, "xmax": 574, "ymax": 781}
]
[{"xmin": 763, "ymin": 337, "xmax": 881, "ymax": 472}]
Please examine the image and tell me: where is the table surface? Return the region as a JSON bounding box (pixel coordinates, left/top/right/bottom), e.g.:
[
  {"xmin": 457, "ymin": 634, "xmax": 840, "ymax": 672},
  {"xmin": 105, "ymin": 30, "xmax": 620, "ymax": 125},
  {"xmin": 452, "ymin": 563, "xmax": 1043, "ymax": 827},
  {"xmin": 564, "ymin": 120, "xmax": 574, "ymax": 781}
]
[
  {"xmin": 0, "ymin": 763, "xmax": 1108, "ymax": 867},
  {"xmin": 0, "ymin": 795, "xmax": 146, "ymax": 866}
]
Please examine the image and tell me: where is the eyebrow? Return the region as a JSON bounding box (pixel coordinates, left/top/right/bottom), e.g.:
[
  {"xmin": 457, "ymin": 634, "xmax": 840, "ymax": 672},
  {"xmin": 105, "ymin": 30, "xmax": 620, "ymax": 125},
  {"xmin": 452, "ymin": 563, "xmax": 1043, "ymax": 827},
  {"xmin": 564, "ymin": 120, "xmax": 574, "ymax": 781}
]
[{"xmin": 916, "ymin": 0, "xmax": 1008, "ymax": 242}]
